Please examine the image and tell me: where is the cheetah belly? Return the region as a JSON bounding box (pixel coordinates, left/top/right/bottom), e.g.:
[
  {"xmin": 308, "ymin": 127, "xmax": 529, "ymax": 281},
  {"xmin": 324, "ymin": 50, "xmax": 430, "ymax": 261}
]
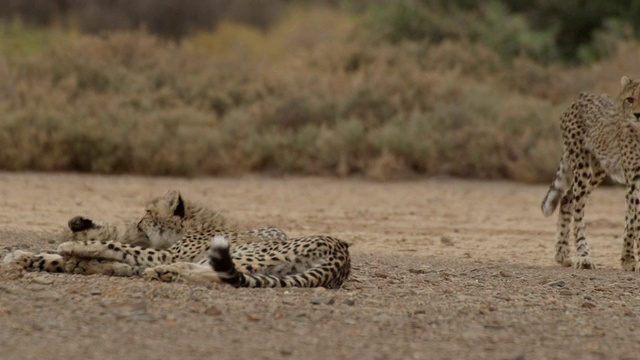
[
  {"xmin": 603, "ymin": 161, "xmax": 625, "ymax": 183},
  {"xmin": 587, "ymin": 135, "xmax": 625, "ymax": 183}
]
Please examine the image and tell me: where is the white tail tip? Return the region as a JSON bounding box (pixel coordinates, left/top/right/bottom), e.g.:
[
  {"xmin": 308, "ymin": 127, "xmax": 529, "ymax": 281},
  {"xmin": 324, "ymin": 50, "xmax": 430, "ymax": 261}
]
[{"xmin": 211, "ymin": 234, "xmax": 229, "ymax": 250}]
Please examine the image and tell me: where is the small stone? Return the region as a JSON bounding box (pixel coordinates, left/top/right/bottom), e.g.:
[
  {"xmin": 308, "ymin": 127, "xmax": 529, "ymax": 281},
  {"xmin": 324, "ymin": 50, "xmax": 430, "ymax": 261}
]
[
  {"xmin": 440, "ymin": 236, "xmax": 454, "ymax": 246},
  {"xmin": 31, "ymin": 276, "xmax": 53, "ymax": 285},
  {"xmin": 280, "ymin": 349, "xmax": 293, "ymax": 356},
  {"xmin": 559, "ymin": 290, "xmax": 574, "ymax": 296},
  {"xmin": 310, "ymin": 296, "xmax": 335, "ymax": 305},
  {"xmin": 408, "ymin": 268, "xmax": 428, "ymax": 274},
  {"xmin": 245, "ymin": 313, "xmax": 261, "ymax": 322},
  {"xmin": 204, "ymin": 306, "xmax": 222, "ymax": 316},
  {"xmin": 546, "ymin": 280, "xmax": 566, "ymax": 288},
  {"xmin": 343, "ymin": 299, "xmax": 355, "ymax": 306},
  {"xmin": 498, "ymin": 270, "xmax": 512, "ymax": 277},
  {"xmin": 581, "ymin": 301, "xmax": 597, "ymax": 309}
]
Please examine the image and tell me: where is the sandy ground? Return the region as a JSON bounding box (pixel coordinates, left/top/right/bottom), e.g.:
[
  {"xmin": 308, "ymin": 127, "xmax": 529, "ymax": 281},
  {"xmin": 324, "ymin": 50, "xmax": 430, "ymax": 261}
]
[{"xmin": 1, "ymin": 173, "xmax": 640, "ymax": 360}]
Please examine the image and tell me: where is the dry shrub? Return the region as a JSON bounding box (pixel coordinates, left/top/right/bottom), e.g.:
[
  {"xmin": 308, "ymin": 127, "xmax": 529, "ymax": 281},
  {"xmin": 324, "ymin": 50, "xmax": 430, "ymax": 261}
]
[{"xmin": 1, "ymin": 9, "xmax": 638, "ymax": 182}]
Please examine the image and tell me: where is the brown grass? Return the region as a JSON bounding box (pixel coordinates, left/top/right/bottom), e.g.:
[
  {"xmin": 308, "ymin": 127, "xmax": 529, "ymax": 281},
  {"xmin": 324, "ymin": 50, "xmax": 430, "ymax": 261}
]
[{"xmin": 1, "ymin": 9, "xmax": 640, "ymax": 182}]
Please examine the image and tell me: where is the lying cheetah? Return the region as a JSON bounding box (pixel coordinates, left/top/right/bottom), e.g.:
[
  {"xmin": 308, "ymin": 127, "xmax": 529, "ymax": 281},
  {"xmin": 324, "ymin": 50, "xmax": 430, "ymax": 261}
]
[
  {"xmin": 541, "ymin": 76, "xmax": 640, "ymax": 270},
  {"xmin": 7, "ymin": 190, "xmax": 351, "ymax": 288}
]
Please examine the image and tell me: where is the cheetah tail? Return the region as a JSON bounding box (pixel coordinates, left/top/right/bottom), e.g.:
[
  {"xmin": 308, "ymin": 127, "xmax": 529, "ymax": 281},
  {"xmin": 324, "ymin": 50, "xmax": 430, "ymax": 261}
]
[
  {"xmin": 541, "ymin": 161, "xmax": 569, "ymax": 217},
  {"xmin": 209, "ymin": 235, "xmax": 240, "ymax": 285},
  {"xmin": 208, "ymin": 235, "xmax": 349, "ymax": 288}
]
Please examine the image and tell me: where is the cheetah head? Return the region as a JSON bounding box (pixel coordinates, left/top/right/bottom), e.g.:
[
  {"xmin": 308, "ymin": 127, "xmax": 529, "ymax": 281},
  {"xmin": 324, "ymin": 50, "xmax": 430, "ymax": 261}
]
[
  {"xmin": 620, "ymin": 76, "xmax": 640, "ymax": 120},
  {"xmin": 137, "ymin": 190, "xmax": 186, "ymax": 249}
]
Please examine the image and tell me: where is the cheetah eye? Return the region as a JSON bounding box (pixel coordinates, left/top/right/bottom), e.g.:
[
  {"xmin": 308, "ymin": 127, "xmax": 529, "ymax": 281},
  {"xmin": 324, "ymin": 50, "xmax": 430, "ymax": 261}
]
[{"xmin": 626, "ymin": 97, "xmax": 635, "ymax": 104}]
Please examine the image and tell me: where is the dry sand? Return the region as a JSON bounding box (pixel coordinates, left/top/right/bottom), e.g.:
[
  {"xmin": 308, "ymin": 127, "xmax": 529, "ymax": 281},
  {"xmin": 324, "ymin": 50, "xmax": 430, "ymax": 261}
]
[{"xmin": 1, "ymin": 172, "xmax": 639, "ymax": 360}]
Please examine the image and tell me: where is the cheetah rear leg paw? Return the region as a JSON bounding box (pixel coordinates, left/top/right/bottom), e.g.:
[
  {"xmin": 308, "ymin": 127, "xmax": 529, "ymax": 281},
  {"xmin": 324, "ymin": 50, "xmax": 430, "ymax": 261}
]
[{"xmin": 574, "ymin": 256, "xmax": 595, "ymax": 270}]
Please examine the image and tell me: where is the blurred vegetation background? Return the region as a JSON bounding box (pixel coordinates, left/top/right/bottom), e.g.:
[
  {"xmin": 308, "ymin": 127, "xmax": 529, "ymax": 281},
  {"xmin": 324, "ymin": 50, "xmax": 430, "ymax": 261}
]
[{"xmin": 1, "ymin": 0, "xmax": 640, "ymax": 181}]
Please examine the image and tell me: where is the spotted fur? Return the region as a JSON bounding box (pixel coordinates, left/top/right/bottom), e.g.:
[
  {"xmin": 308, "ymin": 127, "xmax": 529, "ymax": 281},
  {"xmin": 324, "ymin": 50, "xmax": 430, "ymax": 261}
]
[
  {"xmin": 541, "ymin": 76, "xmax": 640, "ymax": 270},
  {"xmin": 7, "ymin": 190, "xmax": 350, "ymax": 288},
  {"xmin": 210, "ymin": 233, "xmax": 350, "ymax": 288}
]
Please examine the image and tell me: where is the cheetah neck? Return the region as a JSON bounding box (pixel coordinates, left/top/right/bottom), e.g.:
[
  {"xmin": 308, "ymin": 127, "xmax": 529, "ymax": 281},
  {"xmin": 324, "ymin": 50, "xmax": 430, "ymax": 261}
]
[{"xmin": 183, "ymin": 202, "xmax": 240, "ymax": 231}]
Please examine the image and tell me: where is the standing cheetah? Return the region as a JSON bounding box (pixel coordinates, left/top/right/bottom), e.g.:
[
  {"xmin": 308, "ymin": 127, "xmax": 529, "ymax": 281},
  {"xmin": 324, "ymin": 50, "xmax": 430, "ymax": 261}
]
[{"xmin": 541, "ymin": 76, "xmax": 640, "ymax": 270}]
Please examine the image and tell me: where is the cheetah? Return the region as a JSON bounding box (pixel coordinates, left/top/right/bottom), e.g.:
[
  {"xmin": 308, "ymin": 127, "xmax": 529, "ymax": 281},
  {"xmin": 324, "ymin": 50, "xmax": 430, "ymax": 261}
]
[
  {"xmin": 541, "ymin": 76, "xmax": 640, "ymax": 271},
  {"xmin": 6, "ymin": 190, "xmax": 351, "ymax": 288}
]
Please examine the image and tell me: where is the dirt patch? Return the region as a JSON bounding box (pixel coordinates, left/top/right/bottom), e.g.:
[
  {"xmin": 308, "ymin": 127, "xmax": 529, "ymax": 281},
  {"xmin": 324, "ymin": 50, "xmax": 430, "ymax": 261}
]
[{"xmin": 0, "ymin": 173, "xmax": 638, "ymax": 360}]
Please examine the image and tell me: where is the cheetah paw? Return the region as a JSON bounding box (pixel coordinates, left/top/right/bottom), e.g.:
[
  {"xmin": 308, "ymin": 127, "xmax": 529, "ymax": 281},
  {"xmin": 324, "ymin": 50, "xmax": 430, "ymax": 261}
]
[
  {"xmin": 143, "ymin": 266, "xmax": 180, "ymax": 282},
  {"xmin": 68, "ymin": 216, "xmax": 97, "ymax": 232},
  {"xmin": 554, "ymin": 253, "xmax": 572, "ymax": 267},
  {"xmin": 622, "ymin": 257, "xmax": 637, "ymax": 272},
  {"xmin": 574, "ymin": 256, "xmax": 595, "ymax": 270},
  {"xmin": 2, "ymin": 250, "xmax": 36, "ymax": 267}
]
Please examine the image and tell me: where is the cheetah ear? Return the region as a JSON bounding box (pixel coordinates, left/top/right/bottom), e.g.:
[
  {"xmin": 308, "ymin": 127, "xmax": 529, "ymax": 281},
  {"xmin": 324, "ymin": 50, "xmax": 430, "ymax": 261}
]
[
  {"xmin": 164, "ymin": 190, "xmax": 185, "ymax": 218},
  {"xmin": 621, "ymin": 76, "xmax": 631, "ymax": 88},
  {"xmin": 174, "ymin": 194, "xmax": 185, "ymax": 218}
]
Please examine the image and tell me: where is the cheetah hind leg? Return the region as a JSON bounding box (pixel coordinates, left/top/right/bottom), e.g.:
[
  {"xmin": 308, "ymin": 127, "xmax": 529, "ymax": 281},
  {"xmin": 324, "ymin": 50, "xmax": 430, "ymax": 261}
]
[
  {"xmin": 554, "ymin": 191, "xmax": 573, "ymax": 267},
  {"xmin": 568, "ymin": 154, "xmax": 605, "ymax": 270},
  {"xmin": 3, "ymin": 249, "xmax": 141, "ymax": 276},
  {"xmin": 572, "ymin": 155, "xmax": 606, "ymax": 270}
]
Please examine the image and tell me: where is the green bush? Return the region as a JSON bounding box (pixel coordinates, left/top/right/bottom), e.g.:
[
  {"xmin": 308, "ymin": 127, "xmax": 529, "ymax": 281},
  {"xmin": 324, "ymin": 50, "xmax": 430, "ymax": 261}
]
[{"xmin": 366, "ymin": 0, "xmax": 640, "ymax": 63}]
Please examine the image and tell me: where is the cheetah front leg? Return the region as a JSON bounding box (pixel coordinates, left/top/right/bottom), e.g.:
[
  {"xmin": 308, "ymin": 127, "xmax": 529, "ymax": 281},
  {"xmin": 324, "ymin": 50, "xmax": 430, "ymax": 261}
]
[
  {"xmin": 63, "ymin": 258, "xmax": 141, "ymax": 276},
  {"xmin": 68, "ymin": 216, "xmax": 149, "ymax": 246},
  {"xmin": 143, "ymin": 262, "xmax": 221, "ymax": 284},
  {"xmin": 622, "ymin": 183, "xmax": 640, "ymax": 271},
  {"xmin": 57, "ymin": 239, "xmax": 174, "ymax": 269}
]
